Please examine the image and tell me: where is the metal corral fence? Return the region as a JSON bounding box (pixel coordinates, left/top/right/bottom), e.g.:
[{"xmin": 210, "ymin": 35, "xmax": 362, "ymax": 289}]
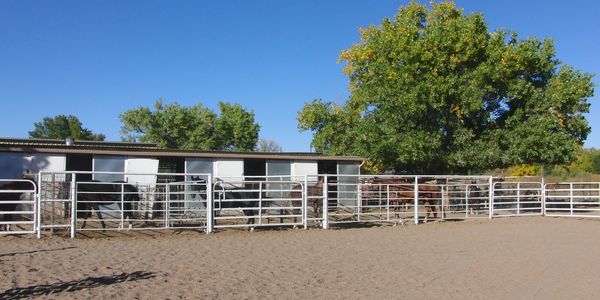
[
  {"xmin": 545, "ymin": 182, "xmax": 600, "ymax": 218},
  {"xmin": 0, "ymin": 179, "xmax": 36, "ymax": 235},
  {"xmin": 2, "ymin": 172, "xmax": 600, "ymax": 238}
]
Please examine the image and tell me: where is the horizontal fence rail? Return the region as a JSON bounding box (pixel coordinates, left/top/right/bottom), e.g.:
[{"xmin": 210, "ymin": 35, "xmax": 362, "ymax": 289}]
[
  {"xmin": 0, "ymin": 179, "xmax": 37, "ymax": 235},
  {"xmin": 0, "ymin": 172, "xmax": 599, "ymax": 238}
]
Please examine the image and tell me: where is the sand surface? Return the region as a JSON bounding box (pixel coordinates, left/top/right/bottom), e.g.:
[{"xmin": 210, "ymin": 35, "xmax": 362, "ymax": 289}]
[{"xmin": 2, "ymin": 217, "xmax": 600, "ymax": 299}]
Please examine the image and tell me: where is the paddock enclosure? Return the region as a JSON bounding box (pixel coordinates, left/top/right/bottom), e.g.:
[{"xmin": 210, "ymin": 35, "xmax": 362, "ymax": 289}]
[
  {"xmin": 1, "ymin": 138, "xmax": 599, "ymax": 238},
  {"xmin": 2, "ymin": 170, "xmax": 599, "ymax": 238}
]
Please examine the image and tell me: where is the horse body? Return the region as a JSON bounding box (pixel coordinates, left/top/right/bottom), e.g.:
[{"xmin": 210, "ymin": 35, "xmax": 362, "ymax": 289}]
[
  {"xmin": 76, "ymin": 181, "xmax": 140, "ymax": 229},
  {"xmin": 361, "ymin": 177, "xmax": 440, "ymax": 222}
]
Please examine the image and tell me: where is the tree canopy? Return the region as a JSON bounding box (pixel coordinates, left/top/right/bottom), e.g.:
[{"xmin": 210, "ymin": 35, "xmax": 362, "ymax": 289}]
[
  {"xmin": 298, "ymin": 2, "xmax": 594, "ymax": 174},
  {"xmin": 29, "ymin": 115, "xmax": 105, "ymax": 141},
  {"xmin": 255, "ymin": 138, "xmax": 283, "ymax": 152},
  {"xmin": 120, "ymin": 100, "xmax": 260, "ymax": 151}
]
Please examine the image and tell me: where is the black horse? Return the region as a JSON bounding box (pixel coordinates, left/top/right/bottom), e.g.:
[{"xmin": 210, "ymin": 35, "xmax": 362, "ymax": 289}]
[
  {"xmin": 0, "ymin": 179, "xmax": 36, "ymax": 232},
  {"xmin": 76, "ymin": 181, "xmax": 140, "ymax": 230},
  {"xmin": 191, "ymin": 178, "xmax": 264, "ymax": 226}
]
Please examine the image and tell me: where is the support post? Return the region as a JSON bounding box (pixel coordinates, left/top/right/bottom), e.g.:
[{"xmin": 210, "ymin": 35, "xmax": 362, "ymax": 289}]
[
  {"xmin": 165, "ymin": 184, "xmax": 170, "ymax": 229},
  {"xmin": 303, "ymin": 176, "xmax": 308, "ymax": 230},
  {"xmin": 120, "ymin": 183, "xmax": 125, "ymax": 230},
  {"xmin": 70, "ymin": 174, "xmax": 77, "ymax": 239},
  {"xmin": 489, "ymin": 176, "xmax": 494, "ymax": 219},
  {"xmin": 258, "ymin": 182, "xmax": 263, "ymax": 226},
  {"xmin": 414, "ymin": 176, "xmax": 419, "ymax": 225},
  {"xmin": 36, "ymin": 172, "xmax": 43, "ymax": 239},
  {"xmin": 206, "ymin": 175, "xmax": 213, "ymax": 234},
  {"xmin": 517, "ymin": 182, "xmax": 521, "ymax": 215},
  {"xmin": 322, "ymin": 176, "xmax": 329, "ymax": 229}
]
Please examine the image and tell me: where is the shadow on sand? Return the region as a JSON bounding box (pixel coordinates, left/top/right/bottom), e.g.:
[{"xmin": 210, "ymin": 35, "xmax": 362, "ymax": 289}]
[{"xmin": 0, "ymin": 271, "xmax": 156, "ymax": 300}]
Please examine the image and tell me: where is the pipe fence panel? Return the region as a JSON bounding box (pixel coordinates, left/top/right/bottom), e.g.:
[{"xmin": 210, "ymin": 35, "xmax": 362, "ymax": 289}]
[
  {"xmin": 5, "ymin": 172, "xmax": 600, "ymax": 238},
  {"xmin": 212, "ymin": 177, "xmax": 304, "ymax": 229},
  {"xmin": 0, "ymin": 179, "xmax": 37, "ymax": 235},
  {"xmin": 492, "ymin": 181, "xmax": 543, "ymax": 217},
  {"xmin": 37, "ymin": 173, "xmax": 72, "ymax": 237},
  {"xmin": 545, "ymin": 182, "xmax": 600, "ymax": 218},
  {"xmin": 36, "ymin": 171, "xmax": 211, "ymax": 237}
]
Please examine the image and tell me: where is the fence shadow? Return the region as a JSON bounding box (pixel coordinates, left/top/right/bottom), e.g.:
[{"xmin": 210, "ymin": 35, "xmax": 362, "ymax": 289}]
[
  {"xmin": 0, "ymin": 246, "xmax": 77, "ymax": 258},
  {"xmin": 0, "ymin": 271, "xmax": 156, "ymax": 300}
]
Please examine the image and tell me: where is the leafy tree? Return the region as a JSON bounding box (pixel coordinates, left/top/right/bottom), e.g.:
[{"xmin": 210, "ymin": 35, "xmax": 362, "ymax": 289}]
[
  {"xmin": 298, "ymin": 2, "xmax": 594, "ymax": 174},
  {"xmin": 120, "ymin": 100, "xmax": 260, "ymax": 151},
  {"xmin": 255, "ymin": 138, "xmax": 283, "ymax": 152},
  {"xmin": 29, "ymin": 115, "xmax": 105, "ymax": 141}
]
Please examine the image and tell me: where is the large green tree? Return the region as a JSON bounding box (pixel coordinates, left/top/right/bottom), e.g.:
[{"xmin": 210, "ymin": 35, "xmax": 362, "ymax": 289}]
[
  {"xmin": 29, "ymin": 115, "xmax": 105, "ymax": 141},
  {"xmin": 298, "ymin": 2, "xmax": 594, "ymax": 174},
  {"xmin": 120, "ymin": 100, "xmax": 260, "ymax": 151}
]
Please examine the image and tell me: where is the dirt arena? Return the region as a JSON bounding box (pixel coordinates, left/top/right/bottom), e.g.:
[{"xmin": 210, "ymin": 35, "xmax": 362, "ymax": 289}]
[{"xmin": 2, "ymin": 217, "xmax": 600, "ymax": 299}]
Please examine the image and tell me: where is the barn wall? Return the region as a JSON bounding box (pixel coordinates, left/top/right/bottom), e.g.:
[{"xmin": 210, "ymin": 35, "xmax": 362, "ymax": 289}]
[
  {"xmin": 24, "ymin": 154, "xmax": 66, "ymax": 175},
  {"xmin": 0, "ymin": 152, "xmax": 67, "ymax": 179},
  {"xmin": 214, "ymin": 159, "xmax": 243, "ymax": 181},
  {"xmin": 125, "ymin": 158, "xmax": 160, "ymax": 185},
  {"xmin": 291, "ymin": 161, "xmax": 318, "ymax": 178}
]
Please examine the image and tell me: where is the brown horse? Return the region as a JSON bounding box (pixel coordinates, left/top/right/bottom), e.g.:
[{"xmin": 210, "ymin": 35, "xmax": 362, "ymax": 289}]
[{"xmin": 361, "ymin": 177, "xmax": 439, "ymax": 222}]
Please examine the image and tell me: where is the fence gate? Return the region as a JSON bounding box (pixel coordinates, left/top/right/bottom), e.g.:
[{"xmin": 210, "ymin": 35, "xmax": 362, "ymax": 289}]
[
  {"xmin": 492, "ymin": 181, "xmax": 543, "ymax": 217},
  {"xmin": 0, "ymin": 179, "xmax": 37, "ymax": 235},
  {"xmin": 545, "ymin": 182, "xmax": 600, "ymax": 218},
  {"xmin": 212, "ymin": 178, "xmax": 304, "ymax": 230}
]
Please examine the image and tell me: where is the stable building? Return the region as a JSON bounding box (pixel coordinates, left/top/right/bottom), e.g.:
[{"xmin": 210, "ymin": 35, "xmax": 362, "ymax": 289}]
[{"xmin": 0, "ymin": 138, "xmax": 364, "ymax": 183}]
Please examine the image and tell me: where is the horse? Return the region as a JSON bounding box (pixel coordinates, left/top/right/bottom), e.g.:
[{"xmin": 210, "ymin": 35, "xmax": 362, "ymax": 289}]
[
  {"xmin": 361, "ymin": 177, "xmax": 440, "ymax": 223},
  {"xmin": 197, "ymin": 179, "xmax": 265, "ymax": 227},
  {"xmin": 0, "ymin": 179, "xmax": 37, "ymax": 232},
  {"xmin": 76, "ymin": 181, "xmax": 140, "ymax": 230}
]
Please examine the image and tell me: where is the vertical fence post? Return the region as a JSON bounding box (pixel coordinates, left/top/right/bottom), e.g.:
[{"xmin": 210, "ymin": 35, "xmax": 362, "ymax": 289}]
[
  {"xmin": 165, "ymin": 184, "xmax": 170, "ymax": 229},
  {"xmin": 36, "ymin": 172, "xmax": 43, "ymax": 239},
  {"xmin": 206, "ymin": 175, "xmax": 213, "ymax": 234},
  {"xmin": 386, "ymin": 184, "xmax": 390, "ymax": 222},
  {"xmin": 541, "ymin": 178, "xmax": 546, "ymax": 216},
  {"xmin": 303, "ymin": 175, "xmax": 308, "ymax": 230},
  {"xmin": 322, "ymin": 175, "xmax": 329, "ymax": 230},
  {"xmin": 70, "ymin": 174, "xmax": 77, "ymax": 239},
  {"xmin": 357, "ymin": 178, "xmax": 361, "ymax": 222},
  {"xmin": 570, "ymin": 183, "xmax": 574, "ymax": 216},
  {"xmin": 120, "ymin": 183, "xmax": 125, "ymax": 230},
  {"xmin": 517, "ymin": 182, "xmax": 521, "ymax": 215},
  {"xmin": 441, "ymin": 185, "xmax": 445, "ymax": 220},
  {"xmin": 258, "ymin": 182, "xmax": 263, "ymax": 226},
  {"xmin": 488, "ymin": 177, "xmax": 494, "ymax": 219},
  {"xmin": 414, "ymin": 176, "xmax": 419, "ymax": 225},
  {"xmin": 465, "ymin": 185, "xmax": 469, "ymax": 218}
]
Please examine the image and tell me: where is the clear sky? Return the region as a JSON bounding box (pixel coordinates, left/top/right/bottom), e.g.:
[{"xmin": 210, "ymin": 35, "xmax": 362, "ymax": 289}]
[{"xmin": 1, "ymin": 1, "xmax": 598, "ymax": 151}]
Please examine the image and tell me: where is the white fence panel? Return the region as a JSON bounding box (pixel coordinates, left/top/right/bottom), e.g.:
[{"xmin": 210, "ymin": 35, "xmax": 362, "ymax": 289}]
[
  {"xmin": 0, "ymin": 179, "xmax": 36, "ymax": 235},
  {"xmin": 545, "ymin": 182, "xmax": 600, "ymax": 218},
  {"xmin": 492, "ymin": 181, "xmax": 543, "ymax": 217},
  {"xmin": 212, "ymin": 177, "xmax": 304, "ymax": 230}
]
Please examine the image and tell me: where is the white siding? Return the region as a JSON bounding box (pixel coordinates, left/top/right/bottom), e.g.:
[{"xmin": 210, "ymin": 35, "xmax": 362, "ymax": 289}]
[
  {"xmin": 214, "ymin": 159, "xmax": 244, "ymax": 181},
  {"xmin": 291, "ymin": 161, "xmax": 318, "ymax": 179},
  {"xmin": 125, "ymin": 158, "xmax": 159, "ymax": 185}
]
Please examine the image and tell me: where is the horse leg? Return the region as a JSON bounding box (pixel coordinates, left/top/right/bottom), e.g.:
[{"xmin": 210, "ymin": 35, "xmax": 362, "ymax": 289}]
[{"xmin": 93, "ymin": 205, "xmax": 106, "ymax": 231}]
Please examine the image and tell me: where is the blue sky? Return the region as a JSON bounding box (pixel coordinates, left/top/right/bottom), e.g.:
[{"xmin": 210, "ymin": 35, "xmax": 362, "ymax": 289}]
[{"xmin": 1, "ymin": 1, "xmax": 598, "ymax": 151}]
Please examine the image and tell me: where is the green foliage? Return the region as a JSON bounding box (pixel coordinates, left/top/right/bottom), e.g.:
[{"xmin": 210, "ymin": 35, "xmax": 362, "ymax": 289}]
[
  {"xmin": 29, "ymin": 115, "xmax": 105, "ymax": 141},
  {"xmin": 120, "ymin": 100, "xmax": 259, "ymax": 151},
  {"xmin": 298, "ymin": 2, "xmax": 594, "ymax": 174}
]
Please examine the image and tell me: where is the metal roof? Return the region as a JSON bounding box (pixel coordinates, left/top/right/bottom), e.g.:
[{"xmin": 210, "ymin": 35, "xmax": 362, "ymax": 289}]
[{"xmin": 0, "ymin": 138, "xmax": 364, "ymax": 162}]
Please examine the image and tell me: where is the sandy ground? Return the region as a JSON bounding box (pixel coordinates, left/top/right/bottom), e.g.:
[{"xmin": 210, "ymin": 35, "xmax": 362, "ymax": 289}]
[{"xmin": 2, "ymin": 217, "xmax": 600, "ymax": 299}]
